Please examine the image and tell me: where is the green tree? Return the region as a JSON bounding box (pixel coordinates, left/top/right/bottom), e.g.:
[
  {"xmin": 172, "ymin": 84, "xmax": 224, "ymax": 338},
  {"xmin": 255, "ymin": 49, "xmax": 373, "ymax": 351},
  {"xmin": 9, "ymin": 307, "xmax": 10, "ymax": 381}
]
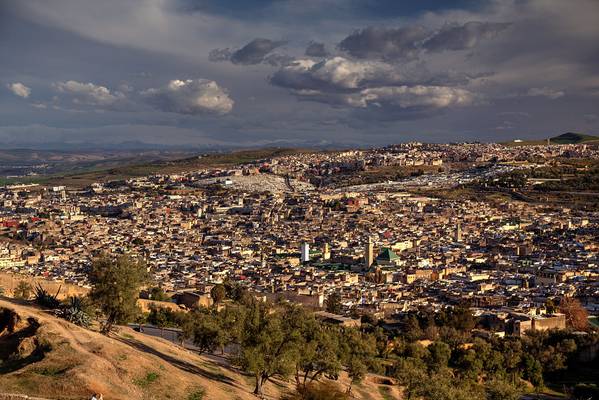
[
  {"xmin": 210, "ymin": 284, "xmax": 226, "ymax": 304},
  {"xmin": 426, "ymin": 341, "xmax": 451, "ymax": 372},
  {"xmin": 237, "ymin": 302, "xmax": 302, "ymax": 396},
  {"xmin": 325, "ymin": 292, "xmax": 342, "ymax": 314},
  {"xmin": 147, "ymin": 305, "xmax": 170, "ymax": 337},
  {"xmin": 14, "ymin": 281, "xmax": 33, "ymax": 300},
  {"xmin": 418, "ymin": 372, "xmax": 482, "ymax": 400},
  {"xmin": 498, "ymin": 339, "xmax": 523, "ymax": 383},
  {"xmin": 403, "ymin": 314, "xmax": 423, "ymax": 342},
  {"xmin": 295, "ymin": 315, "xmax": 342, "ymax": 388},
  {"xmin": 215, "ymin": 305, "xmax": 244, "ymax": 354},
  {"xmin": 88, "ymin": 254, "xmax": 148, "ymax": 334},
  {"xmin": 454, "ymin": 346, "xmax": 483, "ymax": 380},
  {"xmin": 521, "ymin": 354, "xmax": 543, "ymax": 389},
  {"xmin": 545, "ymin": 298, "xmax": 557, "ymax": 314},
  {"xmin": 484, "ymin": 378, "xmax": 522, "ymax": 400},
  {"xmin": 448, "ymin": 306, "xmax": 476, "ymax": 332},
  {"xmin": 393, "ymin": 357, "xmax": 428, "ymax": 400},
  {"xmin": 338, "ymin": 328, "xmax": 377, "ymax": 394},
  {"xmin": 149, "ymin": 286, "xmax": 170, "ymax": 301},
  {"xmin": 183, "ymin": 310, "xmax": 224, "ymax": 354}
]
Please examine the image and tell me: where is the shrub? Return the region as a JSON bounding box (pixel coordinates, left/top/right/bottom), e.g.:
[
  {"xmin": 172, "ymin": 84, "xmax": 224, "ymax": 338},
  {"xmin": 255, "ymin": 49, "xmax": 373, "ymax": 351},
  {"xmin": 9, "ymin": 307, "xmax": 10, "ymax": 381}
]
[
  {"xmin": 58, "ymin": 296, "xmax": 92, "ymax": 327},
  {"xmin": 34, "ymin": 284, "xmax": 61, "ymax": 309}
]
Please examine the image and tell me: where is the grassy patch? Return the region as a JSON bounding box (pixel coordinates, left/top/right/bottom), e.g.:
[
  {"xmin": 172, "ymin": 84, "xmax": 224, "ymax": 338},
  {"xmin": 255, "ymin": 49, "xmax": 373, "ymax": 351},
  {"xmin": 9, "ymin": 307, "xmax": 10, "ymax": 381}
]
[
  {"xmin": 33, "ymin": 365, "xmax": 70, "ymax": 376},
  {"xmin": 187, "ymin": 387, "xmax": 206, "ymax": 400},
  {"xmin": 134, "ymin": 371, "xmax": 160, "ymax": 388}
]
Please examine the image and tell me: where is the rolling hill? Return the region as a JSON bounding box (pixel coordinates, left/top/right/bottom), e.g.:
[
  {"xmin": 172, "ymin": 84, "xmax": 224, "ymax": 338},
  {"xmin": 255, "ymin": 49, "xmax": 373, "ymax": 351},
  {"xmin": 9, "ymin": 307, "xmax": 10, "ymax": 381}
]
[
  {"xmin": 503, "ymin": 132, "xmax": 599, "ymax": 146},
  {"xmin": 549, "ymin": 132, "xmax": 599, "ymax": 144},
  {"xmin": 1, "ymin": 148, "xmax": 312, "ymax": 188},
  {"xmin": 0, "ymin": 298, "xmax": 395, "ymax": 400}
]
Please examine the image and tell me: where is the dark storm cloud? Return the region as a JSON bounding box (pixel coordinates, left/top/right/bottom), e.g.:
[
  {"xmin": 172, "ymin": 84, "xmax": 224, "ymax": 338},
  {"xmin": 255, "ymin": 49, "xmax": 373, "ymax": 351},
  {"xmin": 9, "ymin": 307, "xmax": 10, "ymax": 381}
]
[
  {"xmin": 423, "ymin": 21, "xmax": 511, "ymax": 52},
  {"xmin": 305, "ymin": 41, "xmax": 328, "ymax": 57},
  {"xmin": 262, "ymin": 53, "xmax": 295, "ymax": 67},
  {"xmin": 177, "ymin": 0, "xmax": 480, "ymax": 22},
  {"xmin": 208, "ymin": 48, "xmax": 233, "ymax": 62},
  {"xmin": 211, "ymin": 38, "xmax": 287, "ymax": 65},
  {"xmin": 337, "ymin": 21, "xmax": 510, "ymax": 61},
  {"xmin": 338, "ymin": 26, "xmax": 428, "ymax": 60}
]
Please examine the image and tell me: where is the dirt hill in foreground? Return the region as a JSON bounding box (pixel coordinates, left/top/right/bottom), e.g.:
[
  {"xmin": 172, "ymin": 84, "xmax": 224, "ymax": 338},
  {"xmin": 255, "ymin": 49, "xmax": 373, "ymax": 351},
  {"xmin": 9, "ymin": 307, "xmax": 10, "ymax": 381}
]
[{"xmin": 0, "ymin": 298, "xmax": 398, "ymax": 400}]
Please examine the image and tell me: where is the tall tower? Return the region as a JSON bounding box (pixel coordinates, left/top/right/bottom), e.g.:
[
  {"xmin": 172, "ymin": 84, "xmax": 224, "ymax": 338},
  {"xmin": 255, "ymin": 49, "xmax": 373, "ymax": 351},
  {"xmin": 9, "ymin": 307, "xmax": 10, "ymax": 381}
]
[
  {"xmin": 322, "ymin": 243, "xmax": 331, "ymax": 260},
  {"xmin": 455, "ymin": 222, "xmax": 462, "ymax": 242},
  {"xmin": 364, "ymin": 237, "xmax": 374, "ymax": 268},
  {"xmin": 300, "ymin": 242, "xmax": 310, "ymax": 263}
]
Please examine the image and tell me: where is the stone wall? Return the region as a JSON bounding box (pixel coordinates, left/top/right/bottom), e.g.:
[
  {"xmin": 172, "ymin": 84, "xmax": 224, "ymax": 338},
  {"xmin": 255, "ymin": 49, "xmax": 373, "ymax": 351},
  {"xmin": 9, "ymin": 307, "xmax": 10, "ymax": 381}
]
[{"xmin": 0, "ymin": 272, "xmax": 89, "ymax": 300}]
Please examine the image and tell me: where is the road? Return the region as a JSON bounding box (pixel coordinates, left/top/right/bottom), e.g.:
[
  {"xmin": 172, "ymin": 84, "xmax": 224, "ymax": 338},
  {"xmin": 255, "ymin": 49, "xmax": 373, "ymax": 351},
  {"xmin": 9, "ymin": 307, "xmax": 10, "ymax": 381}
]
[{"xmin": 127, "ymin": 323, "xmax": 199, "ymax": 351}]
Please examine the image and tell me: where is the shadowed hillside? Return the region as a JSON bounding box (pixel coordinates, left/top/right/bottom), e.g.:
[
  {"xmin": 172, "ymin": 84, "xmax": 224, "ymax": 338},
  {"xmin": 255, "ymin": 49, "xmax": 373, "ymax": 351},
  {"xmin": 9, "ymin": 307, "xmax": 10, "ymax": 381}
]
[{"xmin": 549, "ymin": 132, "xmax": 599, "ymax": 144}]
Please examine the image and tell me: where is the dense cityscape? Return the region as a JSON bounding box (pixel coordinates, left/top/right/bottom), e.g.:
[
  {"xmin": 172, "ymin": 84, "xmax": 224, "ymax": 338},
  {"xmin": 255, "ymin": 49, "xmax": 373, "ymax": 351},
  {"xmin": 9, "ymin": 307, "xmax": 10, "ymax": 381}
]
[
  {"xmin": 2, "ymin": 0, "xmax": 599, "ymax": 398},
  {"xmin": 2, "ymin": 142, "xmax": 597, "ymax": 335}
]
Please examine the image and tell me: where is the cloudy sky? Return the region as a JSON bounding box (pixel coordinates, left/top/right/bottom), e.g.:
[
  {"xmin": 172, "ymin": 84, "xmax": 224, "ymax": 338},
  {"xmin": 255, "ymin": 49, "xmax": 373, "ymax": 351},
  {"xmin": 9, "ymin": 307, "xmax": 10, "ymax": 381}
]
[{"xmin": 1, "ymin": 0, "xmax": 598, "ymax": 149}]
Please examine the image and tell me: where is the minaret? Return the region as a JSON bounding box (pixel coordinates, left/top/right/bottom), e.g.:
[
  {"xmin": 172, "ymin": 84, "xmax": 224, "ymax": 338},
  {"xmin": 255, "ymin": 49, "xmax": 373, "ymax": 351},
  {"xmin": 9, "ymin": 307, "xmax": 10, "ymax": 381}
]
[
  {"xmin": 455, "ymin": 222, "xmax": 462, "ymax": 242},
  {"xmin": 322, "ymin": 243, "xmax": 331, "ymax": 260},
  {"xmin": 364, "ymin": 237, "xmax": 374, "ymax": 268}
]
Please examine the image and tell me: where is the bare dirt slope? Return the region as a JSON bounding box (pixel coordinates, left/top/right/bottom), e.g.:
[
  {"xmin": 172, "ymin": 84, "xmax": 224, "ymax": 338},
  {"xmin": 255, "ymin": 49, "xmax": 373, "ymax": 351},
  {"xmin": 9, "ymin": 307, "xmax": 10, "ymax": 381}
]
[{"xmin": 0, "ymin": 298, "xmax": 399, "ymax": 400}]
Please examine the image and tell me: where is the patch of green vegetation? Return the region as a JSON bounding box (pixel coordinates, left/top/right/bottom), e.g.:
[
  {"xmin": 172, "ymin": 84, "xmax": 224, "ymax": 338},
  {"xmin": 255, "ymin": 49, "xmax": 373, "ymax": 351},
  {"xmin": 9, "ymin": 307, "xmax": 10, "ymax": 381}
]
[
  {"xmin": 121, "ymin": 332, "xmax": 134, "ymax": 339},
  {"xmin": 378, "ymin": 385, "xmax": 394, "ymax": 400},
  {"xmin": 550, "ymin": 132, "xmax": 599, "ymax": 144},
  {"xmin": 33, "ymin": 365, "xmax": 70, "ymax": 376},
  {"xmin": 187, "ymin": 387, "xmax": 206, "ymax": 400},
  {"xmin": 133, "ymin": 371, "xmax": 160, "ymax": 388}
]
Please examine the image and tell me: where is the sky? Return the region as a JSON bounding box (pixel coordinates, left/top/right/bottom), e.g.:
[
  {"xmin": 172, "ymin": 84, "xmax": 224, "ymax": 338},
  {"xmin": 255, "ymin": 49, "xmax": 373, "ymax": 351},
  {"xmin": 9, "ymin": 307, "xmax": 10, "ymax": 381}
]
[{"xmin": 1, "ymin": 0, "xmax": 599, "ymax": 149}]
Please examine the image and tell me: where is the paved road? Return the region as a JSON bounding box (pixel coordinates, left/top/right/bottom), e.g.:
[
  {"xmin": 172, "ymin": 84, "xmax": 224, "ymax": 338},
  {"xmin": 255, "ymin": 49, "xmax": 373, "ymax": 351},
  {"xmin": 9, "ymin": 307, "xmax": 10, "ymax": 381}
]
[{"xmin": 127, "ymin": 324, "xmax": 200, "ymax": 351}]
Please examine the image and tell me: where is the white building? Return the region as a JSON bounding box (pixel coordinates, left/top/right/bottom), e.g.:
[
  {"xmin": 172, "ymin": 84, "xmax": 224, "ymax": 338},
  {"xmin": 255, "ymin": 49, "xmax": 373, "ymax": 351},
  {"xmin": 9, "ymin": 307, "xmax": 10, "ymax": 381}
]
[{"xmin": 300, "ymin": 242, "xmax": 310, "ymax": 263}]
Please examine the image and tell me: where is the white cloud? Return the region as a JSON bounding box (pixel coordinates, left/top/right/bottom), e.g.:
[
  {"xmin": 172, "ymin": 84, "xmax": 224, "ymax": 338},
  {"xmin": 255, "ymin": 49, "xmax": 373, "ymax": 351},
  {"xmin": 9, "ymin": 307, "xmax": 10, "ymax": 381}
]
[
  {"xmin": 271, "ymin": 57, "xmax": 475, "ymax": 115},
  {"xmin": 141, "ymin": 79, "xmax": 234, "ymax": 115},
  {"xmin": 54, "ymin": 80, "xmax": 125, "ymax": 106},
  {"xmin": 352, "ymin": 85, "xmax": 474, "ymax": 109},
  {"xmin": 7, "ymin": 82, "xmax": 31, "ymax": 98},
  {"xmin": 271, "ymin": 57, "xmax": 405, "ymax": 91}
]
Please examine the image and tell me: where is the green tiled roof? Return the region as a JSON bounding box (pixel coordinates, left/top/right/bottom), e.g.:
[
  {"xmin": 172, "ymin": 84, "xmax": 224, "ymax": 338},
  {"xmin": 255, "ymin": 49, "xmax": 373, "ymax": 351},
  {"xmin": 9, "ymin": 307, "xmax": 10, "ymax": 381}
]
[{"xmin": 376, "ymin": 247, "xmax": 399, "ymax": 261}]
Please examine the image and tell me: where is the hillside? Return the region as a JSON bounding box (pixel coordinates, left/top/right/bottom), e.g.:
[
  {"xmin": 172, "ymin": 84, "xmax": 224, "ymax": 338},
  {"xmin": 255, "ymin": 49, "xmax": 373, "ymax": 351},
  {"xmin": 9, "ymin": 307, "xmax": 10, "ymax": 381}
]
[
  {"xmin": 0, "ymin": 298, "xmax": 396, "ymax": 400},
  {"xmin": 1, "ymin": 148, "xmax": 312, "ymax": 188},
  {"xmin": 549, "ymin": 132, "xmax": 599, "ymax": 144},
  {"xmin": 503, "ymin": 132, "xmax": 599, "ymax": 146}
]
